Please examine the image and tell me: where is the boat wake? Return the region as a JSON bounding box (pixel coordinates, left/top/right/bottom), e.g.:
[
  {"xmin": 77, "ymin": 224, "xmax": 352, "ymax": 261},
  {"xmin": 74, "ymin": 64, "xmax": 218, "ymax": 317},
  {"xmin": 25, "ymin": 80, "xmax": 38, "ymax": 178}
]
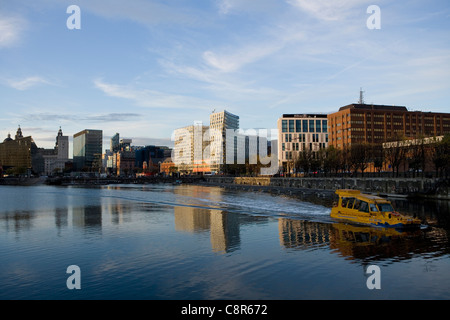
[{"xmin": 97, "ymin": 184, "xmax": 334, "ymax": 224}]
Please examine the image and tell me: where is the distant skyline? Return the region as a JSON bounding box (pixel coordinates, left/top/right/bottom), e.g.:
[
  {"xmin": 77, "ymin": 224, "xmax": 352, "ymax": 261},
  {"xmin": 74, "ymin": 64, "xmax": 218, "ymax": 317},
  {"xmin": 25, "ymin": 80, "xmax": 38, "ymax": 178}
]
[{"xmin": 1, "ymin": 0, "xmax": 449, "ymax": 151}]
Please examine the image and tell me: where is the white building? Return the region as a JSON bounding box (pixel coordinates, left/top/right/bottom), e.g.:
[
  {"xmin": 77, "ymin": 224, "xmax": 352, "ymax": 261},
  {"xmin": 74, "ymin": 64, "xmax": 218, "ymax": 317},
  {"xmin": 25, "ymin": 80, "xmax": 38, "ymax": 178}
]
[
  {"xmin": 43, "ymin": 127, "xmax": 70, "ymax": 175},
  {"xmin": 172, "ymin": 122, "xmax": 210, "ymax": 174},
  {"xmin": 209, "ymin": 110, "xmax": 239, "ymax": 173}
]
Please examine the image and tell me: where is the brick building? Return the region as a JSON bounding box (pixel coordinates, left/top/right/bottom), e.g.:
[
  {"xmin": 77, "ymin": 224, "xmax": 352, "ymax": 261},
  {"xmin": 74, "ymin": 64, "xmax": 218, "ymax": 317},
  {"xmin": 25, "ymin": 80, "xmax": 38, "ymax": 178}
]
[{"xmin": 327, "ymin": 104, "xmax": 450, "ymax": 149}]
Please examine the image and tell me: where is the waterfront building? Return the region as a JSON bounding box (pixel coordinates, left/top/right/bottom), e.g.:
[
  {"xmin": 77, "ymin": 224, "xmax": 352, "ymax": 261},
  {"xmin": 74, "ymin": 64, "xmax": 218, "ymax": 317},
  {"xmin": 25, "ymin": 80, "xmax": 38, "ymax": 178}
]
[
  {"xmin": 135, "ymin": 145, "xmax": 170, "ymax": 174},
  {"xmin": 0, "ymin": 127, "xmax": 36, "ymax": 174},
  {"xmin": 277, "ymin": 114, "xmax": 328, "ymax": 173},
  {"xmin": 41, "ymin": 127, "xmax": 70, "ymax": 176},
  {"xmin": 209, "ymin": 110, "xmax": 239, "ymax": 173},
  {"xmin": 73, "ymin": 129, "xmax": 103, "ymax": 171},
  {"xmin": 159, "ymin": 157, "xmax": 176, "ymax": 176},
  {"xmin": 110, "ymin": 133, "xmax": 120, "ymax": 152},
  {"xmin": 173, "ymin": 122, "xmax": 210, "ymax": 174},
  {"xmin": 327, "ymin": 104, "xmax": 450, "ymax": 149},
  {"xmin": 115, "ymin": 150, "xmax": 135, "ymax": 176}
]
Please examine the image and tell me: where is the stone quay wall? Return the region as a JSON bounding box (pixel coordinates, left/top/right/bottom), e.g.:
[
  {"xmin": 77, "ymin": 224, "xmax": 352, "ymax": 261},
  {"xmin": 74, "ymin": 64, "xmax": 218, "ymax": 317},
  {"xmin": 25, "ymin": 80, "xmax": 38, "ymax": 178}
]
[{"xmin": 203, "ymin": 176, "xmax": 449, "ymax": 200}]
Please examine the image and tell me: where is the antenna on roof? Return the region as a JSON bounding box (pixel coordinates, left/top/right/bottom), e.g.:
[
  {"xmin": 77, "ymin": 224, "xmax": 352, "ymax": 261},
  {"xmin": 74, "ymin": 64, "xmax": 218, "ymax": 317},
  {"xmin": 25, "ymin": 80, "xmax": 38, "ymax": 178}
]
[{"xmin": 358, "ymin": 87, "xmax": 365, "ymax": 104}]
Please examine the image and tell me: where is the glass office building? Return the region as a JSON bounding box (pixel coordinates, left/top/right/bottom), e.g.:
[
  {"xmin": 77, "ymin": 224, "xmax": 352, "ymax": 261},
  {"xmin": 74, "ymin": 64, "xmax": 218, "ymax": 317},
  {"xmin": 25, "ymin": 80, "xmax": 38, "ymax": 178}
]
[{"xmin": 73, "ymin": 129, "xmax": 103, "ymax": 171}]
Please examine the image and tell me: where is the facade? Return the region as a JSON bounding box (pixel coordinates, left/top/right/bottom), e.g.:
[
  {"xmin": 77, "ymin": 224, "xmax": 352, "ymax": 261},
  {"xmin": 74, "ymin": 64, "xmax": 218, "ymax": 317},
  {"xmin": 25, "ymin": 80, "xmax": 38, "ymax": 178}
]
[
  {"xmin": 327, "ymin": 104, "xmax": 450, "ymax": 149},
  {"xmin": 277, "ymin": 114, "xmax": 328, "ymax": 172},
  {"xmin": 42, "ymin": 127, "xmax": 70, "ymax": 176},
  {"xmin": 73, "ymin": 129, "xmax": 103, "ymax": 171},
  {"xmin": 172, "ymin": 123, "xmax": 210, "ymax": 174},
  {"xmin": 209, "ymin": 110, "xmax": 239, "ymax": 173},
  {"xmin": 115, "ymin": 150, "xmax": 135, "ymax": 176},
  {"xmin": 110, "ymin": 133, "xmax": 120, "ymax": 152},
  {"xmin": 0, "ymin": 127, "xmax": 36, "ymax": 174},
  {"xmin": 135, "ymin": 145, "xmax": 170, "ymax": 174},
  {"xmin": 160, "ymin": 157, "xmax": 176, "ymax": 176}
]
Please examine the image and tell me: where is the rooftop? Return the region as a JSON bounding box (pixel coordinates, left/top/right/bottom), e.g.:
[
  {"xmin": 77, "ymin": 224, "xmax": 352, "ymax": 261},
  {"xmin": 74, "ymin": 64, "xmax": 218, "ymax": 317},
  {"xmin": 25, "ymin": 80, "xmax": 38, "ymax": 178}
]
[{"xmin": 338, "ymin": 104, "xmax": 408, "ymax": 112}]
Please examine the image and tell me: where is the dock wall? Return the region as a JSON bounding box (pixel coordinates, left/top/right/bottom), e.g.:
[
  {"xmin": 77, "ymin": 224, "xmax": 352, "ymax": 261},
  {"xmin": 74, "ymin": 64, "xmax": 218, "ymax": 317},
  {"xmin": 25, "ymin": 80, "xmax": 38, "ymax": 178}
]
[{"xmin": 203, "ymin": 176, "xmax": 450, "ymax": 200}]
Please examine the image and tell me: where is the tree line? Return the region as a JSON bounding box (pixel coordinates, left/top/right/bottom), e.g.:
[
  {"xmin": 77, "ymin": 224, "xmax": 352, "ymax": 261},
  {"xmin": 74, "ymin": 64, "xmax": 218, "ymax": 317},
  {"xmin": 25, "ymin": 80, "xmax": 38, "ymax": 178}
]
[{"xmin": 287, "ymin": 134, "xmax": 450, "ymax": 178}]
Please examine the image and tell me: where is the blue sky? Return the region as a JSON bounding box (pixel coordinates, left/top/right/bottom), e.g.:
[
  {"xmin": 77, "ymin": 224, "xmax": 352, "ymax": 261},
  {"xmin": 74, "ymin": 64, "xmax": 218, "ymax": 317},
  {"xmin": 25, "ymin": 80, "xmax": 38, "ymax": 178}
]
[{"xmin": 1, "ymin": 0, "xmax": 449, "ymax": 154}]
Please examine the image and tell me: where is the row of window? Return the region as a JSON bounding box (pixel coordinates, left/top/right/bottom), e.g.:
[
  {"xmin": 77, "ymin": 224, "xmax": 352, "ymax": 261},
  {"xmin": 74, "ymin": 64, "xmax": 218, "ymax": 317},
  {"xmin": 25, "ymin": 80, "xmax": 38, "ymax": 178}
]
[
  {"xmin": 282, "ymin": 143, "xmax": 328, "ymax": 159},
  {"xmin": 283, "ymin": 133, "xmax": 328, "ymax": 143},
  {"xmin": 281, "ymin": 119, "xmax": 328, "ymax": 133}
]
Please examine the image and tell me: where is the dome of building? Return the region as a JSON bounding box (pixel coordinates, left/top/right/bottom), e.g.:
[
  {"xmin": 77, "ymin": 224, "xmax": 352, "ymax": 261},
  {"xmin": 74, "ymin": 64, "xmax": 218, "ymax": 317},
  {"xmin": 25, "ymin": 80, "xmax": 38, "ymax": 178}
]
[{"xmin": 3, "ymin": 133, "xmax": 13, "ymax": 142}]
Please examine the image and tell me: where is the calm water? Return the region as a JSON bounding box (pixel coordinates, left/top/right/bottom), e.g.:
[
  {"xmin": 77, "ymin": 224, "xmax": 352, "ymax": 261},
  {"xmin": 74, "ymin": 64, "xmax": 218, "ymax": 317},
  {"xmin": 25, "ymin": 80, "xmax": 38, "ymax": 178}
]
[{"xmin": 0, "ymin": 183, "xmax": 449, "ymax": 300}]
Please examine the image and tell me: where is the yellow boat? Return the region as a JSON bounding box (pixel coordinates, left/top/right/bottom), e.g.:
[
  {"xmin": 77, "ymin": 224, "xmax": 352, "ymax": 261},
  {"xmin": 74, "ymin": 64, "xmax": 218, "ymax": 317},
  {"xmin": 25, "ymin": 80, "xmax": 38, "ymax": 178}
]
[{"xmin": 330, "ymin": 189, "xmax": 421, "ymax": 229}]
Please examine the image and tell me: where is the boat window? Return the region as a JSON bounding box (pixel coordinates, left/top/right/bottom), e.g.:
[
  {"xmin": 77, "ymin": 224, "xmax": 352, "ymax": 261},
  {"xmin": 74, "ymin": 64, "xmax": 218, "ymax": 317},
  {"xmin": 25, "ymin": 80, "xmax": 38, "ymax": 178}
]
[
  {"xmin": 359, "ymin": 201, "xmax": 369, "ymax": 213},
  {"xmin": 377, "ymin": 203, "xmax": 394, "ymax": 212},
  {"xmin": 369, "ymin": 204, "xmax": 378, "ymax": 212},
  {"xmin": 341, "ymin": 198, "xmax": 349, "ymax": 207},
  {"xmin": 353, "ymin": 199, "xmax": 361, "ymax": 210},
  {"xmin": 346, "ymin": 198, "xmax": 355, "ymax": 208}
]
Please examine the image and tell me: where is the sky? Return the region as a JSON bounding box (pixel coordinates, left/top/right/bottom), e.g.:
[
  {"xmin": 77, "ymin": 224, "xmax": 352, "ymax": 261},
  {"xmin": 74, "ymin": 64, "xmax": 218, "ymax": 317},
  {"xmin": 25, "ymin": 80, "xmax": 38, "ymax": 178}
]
[{"xmin": 1, "ymin": 0, "xmax": 449, "ymax": 155}]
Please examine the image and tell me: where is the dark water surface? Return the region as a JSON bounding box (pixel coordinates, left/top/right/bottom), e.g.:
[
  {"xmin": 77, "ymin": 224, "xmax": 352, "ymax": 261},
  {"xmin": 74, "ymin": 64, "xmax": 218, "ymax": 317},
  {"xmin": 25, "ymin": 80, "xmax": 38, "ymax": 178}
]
[{"xmin": 0, "ymin": 184, "xmax": 449, "ymax": 300}]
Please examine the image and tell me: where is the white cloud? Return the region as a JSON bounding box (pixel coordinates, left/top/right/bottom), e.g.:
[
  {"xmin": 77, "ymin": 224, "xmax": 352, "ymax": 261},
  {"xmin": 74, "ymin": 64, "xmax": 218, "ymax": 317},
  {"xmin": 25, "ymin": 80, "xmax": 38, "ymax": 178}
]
[
  {"xmin": 0, "ymin": 15, "xmax": 25, "ymax": 48},
  {"xmin": 203, "ymin": 43, "xmax": 282, "ymax": 73},
  {"xmin": 93, "ymin": 78, "xmax": 214, "ymax": 110},
  {"xmin": 6, "ymin": 76, "xmax": 51, "ymax": 90}
]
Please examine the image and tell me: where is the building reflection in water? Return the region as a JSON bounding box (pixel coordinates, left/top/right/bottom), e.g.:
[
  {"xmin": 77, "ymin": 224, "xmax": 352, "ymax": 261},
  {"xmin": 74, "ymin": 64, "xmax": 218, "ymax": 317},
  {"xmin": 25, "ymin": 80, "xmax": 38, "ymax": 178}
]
[
  {"xmin": 172, "ymin": 185, "xmax": 241, "ymax": 253},
  {"xmin": 279, "ymin": 219, "xmax": 330, "ymax": 249},
  {"xmin": 278, "ymin": 218, "xmax": 449, "ymax": 263},
  {"xmin": 174, "ymin": 207, "xmax": 240, "ymax": 253},
  {"xmin": 72, "ymin": 194, "xmax": 102, "ymax": 233},
  {"xmin": 0, "ymin": 210, "xmax": 34, "ymax": 235}
]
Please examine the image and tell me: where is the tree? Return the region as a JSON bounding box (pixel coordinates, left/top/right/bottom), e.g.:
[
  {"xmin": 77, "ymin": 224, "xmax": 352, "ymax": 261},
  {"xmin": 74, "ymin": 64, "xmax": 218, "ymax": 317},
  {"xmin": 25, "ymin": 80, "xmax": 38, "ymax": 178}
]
[
  {"xmin": 384, "ymin": 134, "xmax": 407, "ymax": 177},
  {"xmin": 349, "ymin": 143, "xmax": 370, "ymax": 177},
  {"xmin": 326, "ymin": 146, "xmax": 343, "ymax": 175},
  {"xmin": 371, "ymin": 143, "xmax": 384, "ymax": 176},
  {"xmin": 432, "ymin": 135, "xmax": 450, "ymax": 178},
  {"xmin": 408, "ymin": 135, "xmax": 426, "ymax": 178},
  {"xmin": 296, "ymin": 149, "xmax": 312, "ymax": 176}
]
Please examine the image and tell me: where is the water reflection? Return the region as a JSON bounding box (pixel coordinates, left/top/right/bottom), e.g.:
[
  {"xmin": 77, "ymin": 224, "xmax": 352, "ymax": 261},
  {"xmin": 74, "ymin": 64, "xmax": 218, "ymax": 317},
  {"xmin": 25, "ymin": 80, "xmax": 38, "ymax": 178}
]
[
  {"xmin": 278, "ymin": 217, "xmax": 450, "ymax": 264},
  {"xmin": 0, "ymin": 210, "xmax": 34, "ymax": 234},
  {"xmin": 174, "ymin": 207, "xmax": 241, "ymax": 253},
  {"xmin": 278, "ymin": 219, "xmax": 330, "ymax": 249},
  {"xmin": 1, "ymin": 185, "xmax": 449, "ymax": 263}
]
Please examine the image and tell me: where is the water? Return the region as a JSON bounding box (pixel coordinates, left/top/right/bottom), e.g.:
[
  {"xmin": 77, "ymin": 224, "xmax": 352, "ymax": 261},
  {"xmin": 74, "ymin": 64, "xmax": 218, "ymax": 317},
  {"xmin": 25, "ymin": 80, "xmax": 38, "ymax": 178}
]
[{"xmin": 0, "ymin": 184, "xmax": 449, "ymax": 300}]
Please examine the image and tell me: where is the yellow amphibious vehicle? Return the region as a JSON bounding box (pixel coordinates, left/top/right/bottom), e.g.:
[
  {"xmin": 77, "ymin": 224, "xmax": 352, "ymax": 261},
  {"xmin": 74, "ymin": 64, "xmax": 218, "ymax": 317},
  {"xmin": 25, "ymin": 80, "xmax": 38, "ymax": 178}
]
[{"xmin": 331, "ymin": 189, "xmax": 421, "ymax": 229}]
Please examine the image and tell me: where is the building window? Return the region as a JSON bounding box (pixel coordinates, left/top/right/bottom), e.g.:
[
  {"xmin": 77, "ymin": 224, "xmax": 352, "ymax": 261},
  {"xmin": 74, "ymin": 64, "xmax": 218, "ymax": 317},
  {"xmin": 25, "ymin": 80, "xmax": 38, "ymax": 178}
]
[
  {"xmin": 282, "ymin": 120, "xmax": 287, "ymax": 133},
  {"xmin": 316, "ymin": 120, "xmax": 321, "ymax": 133},
  {"xmin": 303, "ymin": 120, "xmax": 308, "ymax": 133},
  {"xmin": 309, "ymin": 120, "xmax": 315, "ymax": 133},
  {"xmin": 289, "ymin": 120, "xmax": 295, "ymax": 132},
  {"xmin": 322, "ymin": 121, "xmax": 327, "ymax": 133},
  {"xmin": 296, "ymin": 120, "xmax": 301, "ymax": 132}
]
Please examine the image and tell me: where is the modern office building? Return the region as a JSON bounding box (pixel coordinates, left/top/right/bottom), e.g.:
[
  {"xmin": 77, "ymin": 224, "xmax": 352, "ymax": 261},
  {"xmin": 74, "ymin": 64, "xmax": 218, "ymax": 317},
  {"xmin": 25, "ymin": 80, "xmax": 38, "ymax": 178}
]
[
  {"xmin": 277, "ymin": 114, "xmax": 328, "ymax": 172},
  {"xmin": 110, "ymin": 133, "xmax": 120, "ymax": 152},
  {"xmin": 327, "ymin": 103, "xmax": 450, "ymax": 149},
  {"xmin": 209, "ymin": 110, "xmax": 239, "ymax": 173},
  {"xmin": 73, "ymin": 129, "xmax": 103, "ymax": 171},
  {"xmin": 173, "ymin": 122, "xmax": 210, "ymax": 174}
]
